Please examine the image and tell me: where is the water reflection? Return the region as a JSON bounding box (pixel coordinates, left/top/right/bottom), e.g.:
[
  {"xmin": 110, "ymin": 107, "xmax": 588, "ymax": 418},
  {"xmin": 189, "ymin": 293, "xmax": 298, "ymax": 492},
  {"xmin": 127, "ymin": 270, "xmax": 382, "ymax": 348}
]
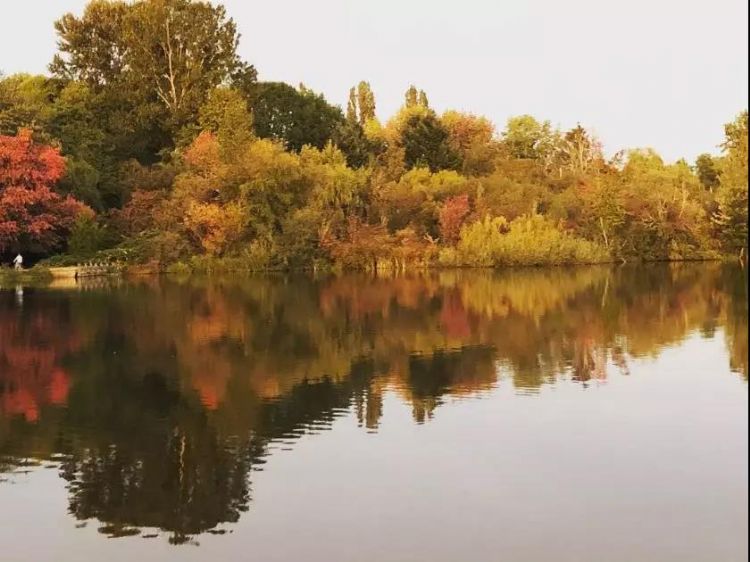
[{"xmin": 0, "ymin": 263, "xmax": 747, "ymax": 544}]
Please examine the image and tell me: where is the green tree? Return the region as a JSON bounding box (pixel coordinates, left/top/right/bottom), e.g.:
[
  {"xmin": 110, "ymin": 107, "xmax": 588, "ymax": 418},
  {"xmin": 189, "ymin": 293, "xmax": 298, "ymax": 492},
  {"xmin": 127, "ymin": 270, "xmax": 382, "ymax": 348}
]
[
  {"xmin": 252, "ymin": 82, "xmax": 345, "ymax": 152},
  {"xmin": 340, "ymin": 82, "xmax": 379, "ymax": 168},
  {"xmin": 0, "ymin": 74, "xmax": 55, "ymax": 137},
  {"xmin": 695, "ymin": 153, "xmax": 721, "ymax": 191},
  {"xmin": 51, "ymin": 0, "xmax": 255, "ymax": 143},
  {"xmin": 400, "ymin": 111, "xmax": 461, "ymax": 172},
  {"xmin": 195, "ymin": 87, "xmax": 253, "ymax": 159},
  {"xmin": 332, "ymin": 119, "xmax": 376, "ymax": 169},
  {"xmin": 501, "ymin": 115, "xmax": 556, "ymax": 161},
  {"xmin": 401, "ymin": 112, "xmax": 460, "ymax": 172}
]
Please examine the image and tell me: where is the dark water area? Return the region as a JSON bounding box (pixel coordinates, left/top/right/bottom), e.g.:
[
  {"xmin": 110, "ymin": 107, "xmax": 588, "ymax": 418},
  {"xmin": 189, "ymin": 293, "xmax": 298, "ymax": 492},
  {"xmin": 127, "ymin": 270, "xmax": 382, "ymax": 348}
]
[{"xmin": 0, "ymin": 264, "xmax": 747, "ymax": 562}]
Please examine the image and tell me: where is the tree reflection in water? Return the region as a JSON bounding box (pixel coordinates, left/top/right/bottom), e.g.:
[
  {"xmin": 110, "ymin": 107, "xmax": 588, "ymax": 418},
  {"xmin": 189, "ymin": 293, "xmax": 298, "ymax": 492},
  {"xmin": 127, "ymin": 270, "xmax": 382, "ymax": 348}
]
[{"xmin": 0, "ymin": 263, "xmax": 747, "ymax": 543}]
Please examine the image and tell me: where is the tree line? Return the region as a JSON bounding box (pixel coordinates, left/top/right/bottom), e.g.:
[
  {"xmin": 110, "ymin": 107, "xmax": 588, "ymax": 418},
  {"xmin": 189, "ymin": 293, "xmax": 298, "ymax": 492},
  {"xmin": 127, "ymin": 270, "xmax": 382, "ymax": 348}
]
[{"xmin": 0, "ymin": 0, "xmax": 747, "ymax": 269}]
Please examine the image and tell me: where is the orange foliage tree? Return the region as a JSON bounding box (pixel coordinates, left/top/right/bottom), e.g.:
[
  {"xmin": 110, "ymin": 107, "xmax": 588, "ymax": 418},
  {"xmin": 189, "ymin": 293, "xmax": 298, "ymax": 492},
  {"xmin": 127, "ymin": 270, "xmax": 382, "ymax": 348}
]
[{"xmin": 322, "ymin": 217, "xmax": 393, "ymax": 270}]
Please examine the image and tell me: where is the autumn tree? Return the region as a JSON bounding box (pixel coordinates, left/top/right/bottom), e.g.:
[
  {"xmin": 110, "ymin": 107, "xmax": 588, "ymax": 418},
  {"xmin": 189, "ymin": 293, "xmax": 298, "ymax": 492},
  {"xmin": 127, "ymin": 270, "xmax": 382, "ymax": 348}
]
[
  {"xmin": 404, "ymin": 85, "xmax": 428, "ymax": 108},
  {"xmin": 712, "ymin": 111, "xmax": 749, "ymax": 257},
  {"xmin": 0, "ymin": 74, "xmax": 117, "ymax": 209},
  {"xmin": 375, "ymin": 168, "xmax": 467, "ymax": 237},
  {"xmin": 441, "ymin": 111, "xmax": 497, "ymax": 176},
  {"xmin": 617, "ymin": 149, "xmax": 712, "ymax": 259},
  {"xmin": 184, "ymin": 200, "xmax": 246, "ymax": 256},
  {"xmin": 346, "ymin": 81, "xmax": 376, "ymax": 126},
  {"xmin": 50, "ymin": 0, "xmax": 255, "ymax": 149},
  {"xmin": 439, "ymin": 194, "xmax": 471, "ymax": 245},
  {"xmin": 276, "ymin": 144, "xmax": 371, "ymax": 266},
  {"xmin": 322, "ymin": 217, "xmax": 393, "ymax": 270},
  {"xmin": 0, "ymin": 129, "xmax": 90, "ymax": 253},
  {"xmin": 300, "ymin": 143, "xmax": 368, "ymax": 223},
  {"xmin": 560, "ymin": 125, "xmax": 603, "ymax": 175}
]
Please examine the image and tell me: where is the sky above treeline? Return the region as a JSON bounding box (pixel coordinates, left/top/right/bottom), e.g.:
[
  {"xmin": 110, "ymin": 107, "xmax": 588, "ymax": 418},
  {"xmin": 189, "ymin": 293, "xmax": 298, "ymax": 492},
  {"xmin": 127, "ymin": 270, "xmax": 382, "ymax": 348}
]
[{"xmin": 1, "ymin": 0, "xmax": 747, "ymax": 163}]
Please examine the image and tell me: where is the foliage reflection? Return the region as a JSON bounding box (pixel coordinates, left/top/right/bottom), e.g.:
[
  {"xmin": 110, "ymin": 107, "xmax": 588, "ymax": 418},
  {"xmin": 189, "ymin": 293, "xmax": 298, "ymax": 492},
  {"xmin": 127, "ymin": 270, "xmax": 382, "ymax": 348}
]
[{"xmin": 1, "ymin": 264, "xmax": 746, "ymax": 542}]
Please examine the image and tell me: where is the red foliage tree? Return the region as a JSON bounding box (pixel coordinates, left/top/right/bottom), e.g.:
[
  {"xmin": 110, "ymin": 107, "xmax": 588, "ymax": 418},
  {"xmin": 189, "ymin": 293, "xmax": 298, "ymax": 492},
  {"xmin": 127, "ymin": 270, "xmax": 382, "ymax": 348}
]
[
  {"xmin": 0, "ymin": 129, "xmax": 91, "ymax": 253},
  {"xmin": 438, "ymin": 194, "xmax": 470, "ymax": 245},
  {"xmin": 112, "ymin": 190, "xmax": 168, "ymax": 237}
]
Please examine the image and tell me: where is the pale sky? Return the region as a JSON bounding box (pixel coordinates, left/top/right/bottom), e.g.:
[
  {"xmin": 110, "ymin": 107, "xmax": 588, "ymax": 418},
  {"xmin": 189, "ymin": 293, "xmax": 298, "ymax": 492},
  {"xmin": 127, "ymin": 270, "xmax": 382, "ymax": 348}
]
[{"xmin": 1, "ymin": 0, "xmax": 747, "ymax": 162}]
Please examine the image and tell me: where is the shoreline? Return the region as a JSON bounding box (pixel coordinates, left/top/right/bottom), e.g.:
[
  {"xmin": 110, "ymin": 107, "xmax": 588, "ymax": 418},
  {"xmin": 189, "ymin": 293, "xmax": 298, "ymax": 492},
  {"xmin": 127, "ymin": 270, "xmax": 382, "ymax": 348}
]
[{"xmin": 2, "ymin": 256, "xmax": 738, "ymax": 288}]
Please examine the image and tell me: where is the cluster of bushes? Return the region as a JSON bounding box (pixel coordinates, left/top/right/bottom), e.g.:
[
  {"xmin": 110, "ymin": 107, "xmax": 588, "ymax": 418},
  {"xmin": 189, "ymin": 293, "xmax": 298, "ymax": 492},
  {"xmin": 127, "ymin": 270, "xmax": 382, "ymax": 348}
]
[{"xmin": 440, "ymin": 215, "xmax": 610, "ymax": 267}]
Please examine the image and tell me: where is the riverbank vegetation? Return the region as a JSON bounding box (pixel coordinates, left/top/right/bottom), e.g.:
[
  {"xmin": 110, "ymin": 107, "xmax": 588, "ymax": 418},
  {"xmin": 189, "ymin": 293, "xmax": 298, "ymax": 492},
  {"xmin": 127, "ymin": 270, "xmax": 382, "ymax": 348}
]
[
  {"xmin": 0, "ymin": 265, "xmax": 52, "ymax": 285},
  {"xmin": 1, "ymin": 0, "xmax": 747, "ymax": 272}
]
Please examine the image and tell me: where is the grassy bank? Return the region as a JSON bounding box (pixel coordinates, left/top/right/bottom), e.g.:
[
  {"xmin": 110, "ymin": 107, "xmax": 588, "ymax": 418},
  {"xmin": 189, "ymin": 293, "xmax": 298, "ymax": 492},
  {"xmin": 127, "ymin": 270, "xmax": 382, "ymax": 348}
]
[
  {"xmin": 0, "ymin": 266, "xmax": 53, "ymax": 286},
  {"xmin": 15, "ymin": 237, "xmax": 733, "ymax": 287}
]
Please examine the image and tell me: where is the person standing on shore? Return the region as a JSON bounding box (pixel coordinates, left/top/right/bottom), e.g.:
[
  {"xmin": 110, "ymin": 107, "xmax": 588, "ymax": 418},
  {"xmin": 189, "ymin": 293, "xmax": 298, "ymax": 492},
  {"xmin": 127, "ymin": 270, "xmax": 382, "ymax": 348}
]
[{"xmin": 13, "ymin": 253, "xmax": 23, "ymax": 271}]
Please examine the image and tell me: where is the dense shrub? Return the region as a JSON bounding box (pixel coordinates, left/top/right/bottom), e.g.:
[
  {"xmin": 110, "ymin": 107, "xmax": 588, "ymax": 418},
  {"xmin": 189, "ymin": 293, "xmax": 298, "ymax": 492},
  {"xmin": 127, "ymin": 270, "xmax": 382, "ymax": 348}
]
[
  {"xmin": 67, "ymin": 215, "xmax": 112, "ymax": 257},
  {"xmin": 441, "ymin": 214, "xmax": 610, "ymax": 267}
]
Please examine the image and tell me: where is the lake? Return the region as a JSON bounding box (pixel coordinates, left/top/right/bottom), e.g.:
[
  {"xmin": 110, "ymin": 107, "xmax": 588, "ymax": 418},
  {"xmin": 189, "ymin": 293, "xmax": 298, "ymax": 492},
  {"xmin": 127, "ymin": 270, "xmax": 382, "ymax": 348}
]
[{"xmin": 1, "ymin": 264, "xmax": 747, "ymax": 562}]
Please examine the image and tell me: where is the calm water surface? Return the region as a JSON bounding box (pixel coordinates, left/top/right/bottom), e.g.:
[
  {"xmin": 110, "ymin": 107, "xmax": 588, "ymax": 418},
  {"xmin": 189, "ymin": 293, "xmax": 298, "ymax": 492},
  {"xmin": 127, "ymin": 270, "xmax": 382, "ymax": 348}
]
[{"xmin": 0, "ymin": 264, "xmax": 747, "ymax": 562}]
